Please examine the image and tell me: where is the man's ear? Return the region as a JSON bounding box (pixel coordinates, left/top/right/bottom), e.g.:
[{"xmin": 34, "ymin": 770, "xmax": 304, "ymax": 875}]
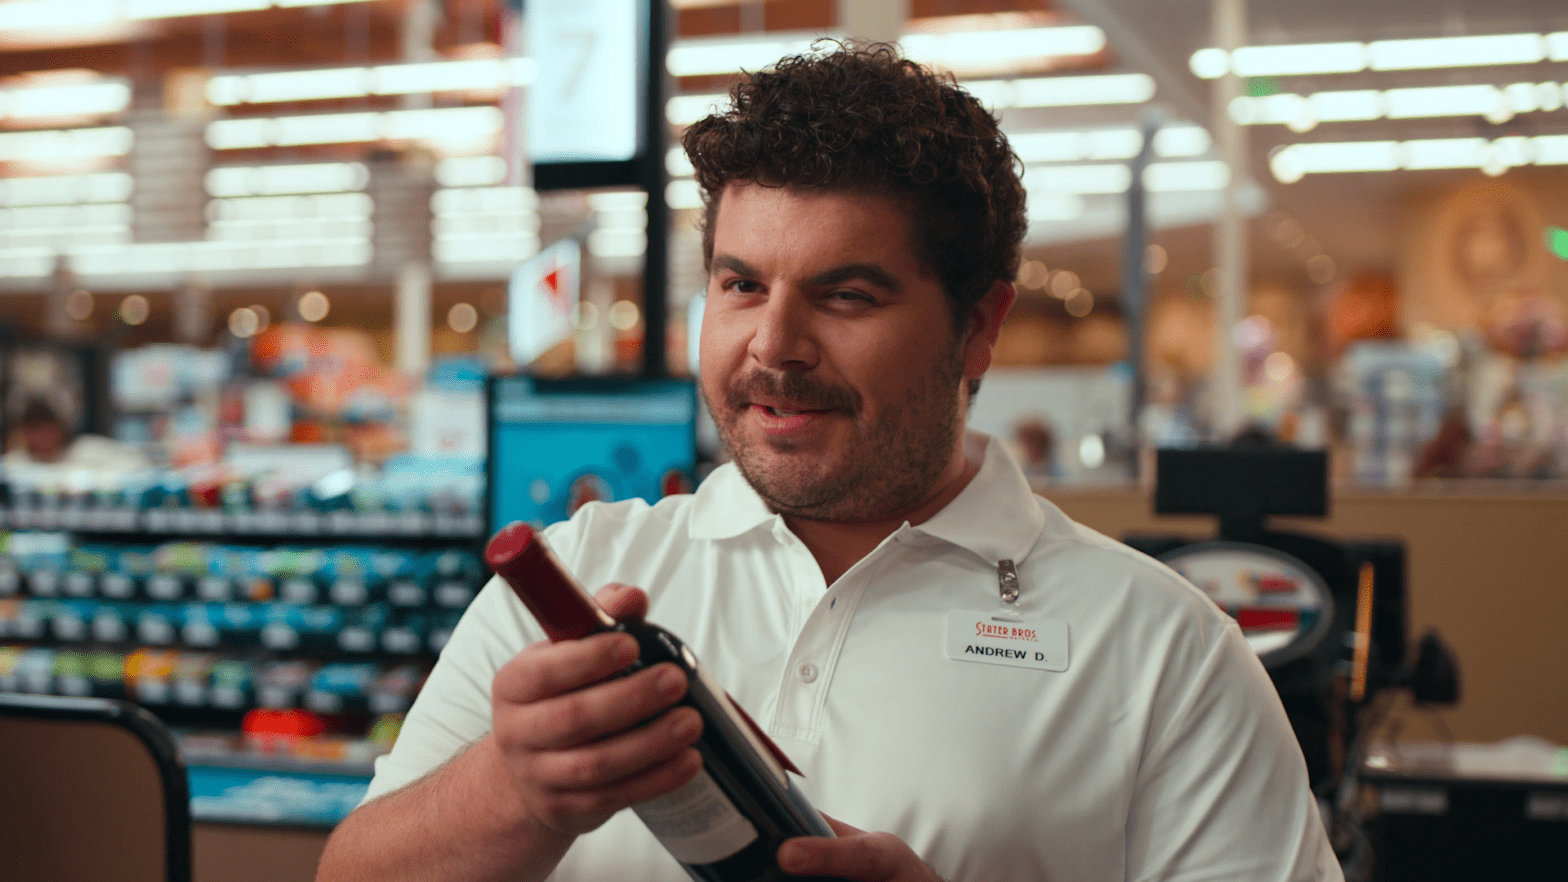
[{"xmin": 962, "ymin": 280, "xmax": 1017, "ymax": 381}]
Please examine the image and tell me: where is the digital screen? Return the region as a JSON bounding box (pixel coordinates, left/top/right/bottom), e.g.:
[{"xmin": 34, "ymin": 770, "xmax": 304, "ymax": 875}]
[
  {"xmin": 487, "ymin": 375, "xmax": 698, "ymax": 534},
  {"xmin": 525, "ymin": 0, "xmax": 642, "ymax": 164}
]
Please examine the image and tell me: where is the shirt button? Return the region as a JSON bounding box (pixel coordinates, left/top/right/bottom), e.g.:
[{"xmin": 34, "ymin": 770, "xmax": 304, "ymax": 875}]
[{"xmin": 797, "ymin": 663, "xmax": 818, "ymax": 683}]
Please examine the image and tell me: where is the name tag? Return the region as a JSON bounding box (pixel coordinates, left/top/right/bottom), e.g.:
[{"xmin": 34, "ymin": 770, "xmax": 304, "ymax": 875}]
[{"xmin": 945, "ymin": 610, "xmax": 1069, "ymax": 672}]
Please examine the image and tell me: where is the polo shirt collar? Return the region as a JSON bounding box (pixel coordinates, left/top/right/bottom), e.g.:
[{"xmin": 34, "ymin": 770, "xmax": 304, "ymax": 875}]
[
  {"xmin": 689, "ymin": 432, "xmax": 1046, "ymax": 563},
  {"xmin": 689, "ymin": 460, "xmax": 777, "ymax": 540},
  {"xmin": 901, "ymin": 432, "xmax": 1047, "ymax": 565}
]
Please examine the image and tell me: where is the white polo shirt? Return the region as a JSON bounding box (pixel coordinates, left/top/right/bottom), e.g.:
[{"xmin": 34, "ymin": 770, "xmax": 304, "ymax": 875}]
[{"xmin": 367, "ymin": 434, "xmax": 1342, "ymax": 882}]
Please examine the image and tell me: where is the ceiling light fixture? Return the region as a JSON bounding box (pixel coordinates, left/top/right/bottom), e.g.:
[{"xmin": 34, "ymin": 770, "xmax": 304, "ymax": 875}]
[
  {"xmin": 1009, "ymin": 123, "xmax": 1211, "ymax": 164},
  {"xmin": 0, "ymin": 0, "xmax": 378, "ymax": 33},
  {"xmin": 0, "ymin": 79, "xmax": 130, "ymax": 121},
  {"xmin": 665, "ymin": 73, "xmax": 1155, "ymax": 125},
  {"xmin": 0, "ymin": 171, "xmax": 132, "ymax": 206},
  {"xmin": 1232, "ymin": 81, "xmax": 1564, "ymax": 130},
  {"xmin": 665, "ymin": 26, "xmax": 1105, "ymax": 79},
  {"xmin": 0, "ymin": 125, "xmax": 133, "ymax": 161},
  {"xmin": 206, "ymin": 58, "xmax": 533, "ymax": 106},
  {"xmin": 206, "ymin": 106, "xmax": 502, "ymax": 151},
  {"xmin": 205, "ymin": 161, "xmax": 369, "ymax": 197},
  {"xmin": 1193, "ymin": 31, "xmax": 1567, "ymax": 78},
  {"xmin": 1270, "ymin": 133, "xmax": 1568, "ymax": 182}
]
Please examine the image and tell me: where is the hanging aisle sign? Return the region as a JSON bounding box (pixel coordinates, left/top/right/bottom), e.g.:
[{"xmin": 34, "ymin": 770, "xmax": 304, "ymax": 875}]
[
  {"xmin": 524, "ymin": 0, "xmax": 648, "ymax": 190},
  {"xmin": 509, "ymin": 238, "xmax": 582, "ymax": 365}
]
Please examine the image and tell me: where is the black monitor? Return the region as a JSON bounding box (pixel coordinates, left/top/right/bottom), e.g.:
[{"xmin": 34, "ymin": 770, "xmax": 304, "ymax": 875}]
[
  {"xmin": 1155, "ymin": 447, "xmax": 1328, "ymax": 537},
  {"xmin": 485, "ymin": 375, "xmax": 699, "ymax": 536}
]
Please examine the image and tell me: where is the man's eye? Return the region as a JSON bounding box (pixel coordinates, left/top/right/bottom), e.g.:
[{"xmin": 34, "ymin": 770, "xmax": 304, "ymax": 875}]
[
  {"xmin": 723, "ymin": 278, "xmax": 760, "ymax": 294},
  {"xmin": 827, "ymin": 289, "xmax": 874, "ymax": 305}
]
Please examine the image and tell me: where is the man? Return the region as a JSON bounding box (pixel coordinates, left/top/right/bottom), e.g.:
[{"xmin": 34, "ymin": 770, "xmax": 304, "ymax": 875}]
[{"xmin": 318, "ymin": 43, "xmax": 1340, "ymax": 881}]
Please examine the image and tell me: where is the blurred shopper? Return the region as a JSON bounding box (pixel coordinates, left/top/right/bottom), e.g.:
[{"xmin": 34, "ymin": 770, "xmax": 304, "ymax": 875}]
[
  {"xmin": 318, "ymin": 43, "xmax": 1340, "ymax": 882},
  {"xmin": 4, "ymin": 396, "xmax": 146, "ymax": 471}
]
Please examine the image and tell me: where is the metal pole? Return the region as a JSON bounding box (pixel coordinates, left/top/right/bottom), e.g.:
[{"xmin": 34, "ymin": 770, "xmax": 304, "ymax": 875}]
[
  {"xmin": 1210, "ymin": 0, "xmax": 1248, "ymax": 441},
  {"xmin": 1122, "ymin": 109, "xmax": 1162, "ymax": 461},
  {"xmin": 640, "ymin": 0, "xmax": 670, "ymax": 376}
]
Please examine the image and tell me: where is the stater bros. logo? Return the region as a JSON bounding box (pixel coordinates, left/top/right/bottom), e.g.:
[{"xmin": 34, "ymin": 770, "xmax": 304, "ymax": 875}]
[{"xmin": 973, "ymin": 621, "xmax": 1039, "ymax": 642}]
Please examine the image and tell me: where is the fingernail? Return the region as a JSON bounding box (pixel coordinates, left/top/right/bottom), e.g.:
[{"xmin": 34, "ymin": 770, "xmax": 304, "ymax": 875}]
[{"xmin": 657, "ymin": 666, "xmax": 686, "ymax": 697}]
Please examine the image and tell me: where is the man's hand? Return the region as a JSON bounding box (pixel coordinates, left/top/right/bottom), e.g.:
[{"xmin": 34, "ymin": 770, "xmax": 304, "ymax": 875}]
[
  {"xmin": 777, "ymin": 814, "xmax": 945, "ymax": 882},
  {"xmin": 489, "ymin": 583, "xmax": 705, "ymax": 840}
]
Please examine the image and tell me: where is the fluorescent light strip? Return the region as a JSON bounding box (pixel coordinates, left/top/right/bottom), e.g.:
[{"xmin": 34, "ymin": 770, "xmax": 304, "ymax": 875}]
[
  {"xmin": 208, "ymin": 217, "xmax": 372, "ymax": 241},
  {"xmin": 0, "ymin": 246, "xmax": 57, "ymax": 278},
  {"xmin": 0, "ymin": 0, "xmax": 377, "ymax": 32},
  {"xmin": 206, "ymin": 106, "xmax": 502, "ymax": 150},
  {"xmin": 430, "ymin": 186, "xmax": 538, "ymax": 216},
  {"xmin": 1232, "ymin": 81, "xmax": 1565, "ymax": 129},
  {"xmin": 666, "ymin": 179, "xmax": 702, "ymax": 210},
  {"xmin": 667, "ymin": 26, "xmax": 1105, "ymax": 79},
  {"xmin": 587, "ymin": 228, "xmax": 647, "ymax": 258},
  {"xmin": 1023, "ymin": 160, "xmax": 1232, "ymax": 194},
  {"xmin": 1009, "ymin": 123, "xmax": 1211, "ymax": 163},
  {"xmin": 127, "ymin": 0, "xmax": 270, "ymax": 20},
  {"xmin": 1270, "ymin": 134, "xmax": 1568, "ymax": 182},
  {"xmin": 436, "ymin": 155, "xmax": 508, "ymax": 187},
  {"xmin": 1025, "ymin": 192, "xmax": 1085, "ymax": 222},
  {"xmin": 0, "ymin": 203, "xmax": 132, "ymax": 227},
  {"xmin": 205, "ymin": 161, "xmax": 368, "ymax": 197},
  {"xmin": 206, "ymin": 58, "xmax": 533, "ymax": 106},
  {"xmin": 666, "ymin": 73, "xmax": 1155, "ymax": 125},
  {"xmin": 901, "ymin": 26, "xmax": 1106, "ymax": 68},
  {"xmin": 434, "ymin": 234, "xmax": 540, "ymax": 265},
  {"xmin": 0, "ymin": 171, "xmax": 133, "ymax": 206},
  {"xmin": 207, "ymin": 192, "xmax": 372, "ymax": 222},
  {"xmin": 433, "ymin": 214, "xmax": 540, "ymax": 238},
  {"xmin": 1368, "ymin": 33, "xmax": 1544, "ymax": 71},
  {"xmin": 665, "ymin": 34, "xmax": 826, "ymax": 77},
  {"xmin": 65, "ymin": 236, "xmax": 373, "ymax": 275},
  {"xmin": 0, "ymin": 80, "xmax": 131, "ymax": 120},
  {"xmin": 0, "ymin": 126, "xmax": 132, "ymax": 161},
  {"xmin": 1193, "ymin": 31, "xmax": 1568, "ymax": 78}
]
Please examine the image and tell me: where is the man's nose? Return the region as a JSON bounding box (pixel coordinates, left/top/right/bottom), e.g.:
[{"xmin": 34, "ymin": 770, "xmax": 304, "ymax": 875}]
[{"xmin": 747, "ymin": 292, "xmax": 818, "ymax": 371}]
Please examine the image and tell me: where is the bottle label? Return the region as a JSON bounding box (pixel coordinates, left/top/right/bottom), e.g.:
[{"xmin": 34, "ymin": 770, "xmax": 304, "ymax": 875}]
[{"xmin": 632, "ymin": 769, "xmax": 758, "ymax": 865}]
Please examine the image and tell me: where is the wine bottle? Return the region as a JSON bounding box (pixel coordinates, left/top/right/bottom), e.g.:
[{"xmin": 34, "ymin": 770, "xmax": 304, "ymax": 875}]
[{"xmin": 485, "ymin": 522, "xmax": 839, "ymax": 882}]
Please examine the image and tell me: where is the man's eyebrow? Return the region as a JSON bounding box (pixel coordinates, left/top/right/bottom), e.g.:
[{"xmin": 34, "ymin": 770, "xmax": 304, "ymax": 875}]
[
  {"xmin": 810, "ymin": 263, "xmax": 903, "ymax": 293},
  {"xmin": 710, "ymin": 254, "xmax": 759, "ymax": 278},
  {"xmin": 710, "ymin": 254, "xmax": 904, "ymax": 293}
]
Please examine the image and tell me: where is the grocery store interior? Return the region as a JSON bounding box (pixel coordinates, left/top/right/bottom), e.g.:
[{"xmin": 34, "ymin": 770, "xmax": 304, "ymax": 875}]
[{"xmin": 1, "ymin": 0, "xmax": 1565, "ymax": 879}]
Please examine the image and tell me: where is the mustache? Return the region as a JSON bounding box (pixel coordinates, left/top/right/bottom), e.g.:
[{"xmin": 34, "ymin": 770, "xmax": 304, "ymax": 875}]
[{"xmin": 726, "ymin": 370, "xmax": 861, "ymax": 414}]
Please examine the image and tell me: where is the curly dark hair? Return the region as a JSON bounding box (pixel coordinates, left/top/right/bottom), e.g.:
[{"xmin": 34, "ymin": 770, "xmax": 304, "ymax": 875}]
[{"xmin": 681, "ymin": 41, "xmax": 1026, "ymax": 332}]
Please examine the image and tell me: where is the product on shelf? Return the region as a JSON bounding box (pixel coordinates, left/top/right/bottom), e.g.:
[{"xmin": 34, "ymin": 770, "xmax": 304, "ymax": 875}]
[
  {"xmin": 125, "ymin": 647, "xmax": 180, "ymax": 705},
  {"xmin": 305, "ymin": 661, "xmax": 379, "ymax": 714}
]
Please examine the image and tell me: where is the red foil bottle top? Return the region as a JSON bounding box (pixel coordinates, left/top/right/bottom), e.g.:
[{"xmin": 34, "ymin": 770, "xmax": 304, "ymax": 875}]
[{"xmin": 486, "ymin": 522, "xmax": 615, "ymax": 642}]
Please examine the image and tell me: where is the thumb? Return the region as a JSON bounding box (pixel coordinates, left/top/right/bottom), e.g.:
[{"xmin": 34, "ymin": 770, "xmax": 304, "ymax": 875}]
[{"xmin": 594, "ymin": 582, "xmax": 649, "ymax": 622}]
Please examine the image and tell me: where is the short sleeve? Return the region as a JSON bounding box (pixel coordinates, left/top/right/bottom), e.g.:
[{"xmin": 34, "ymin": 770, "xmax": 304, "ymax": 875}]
[{"xmin": 1125, "ymin": 617, "xmax": 1344, "ymax": 882}]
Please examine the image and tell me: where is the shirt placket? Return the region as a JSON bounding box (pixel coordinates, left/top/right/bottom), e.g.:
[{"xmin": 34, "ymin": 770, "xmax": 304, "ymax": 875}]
[{"xmin": 767, "ymin": 524, "xmax": 907, "ymax": 746}]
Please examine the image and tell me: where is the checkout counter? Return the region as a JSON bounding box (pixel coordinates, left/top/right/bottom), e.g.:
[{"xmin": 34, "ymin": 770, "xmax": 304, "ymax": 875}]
[{"xmin": 1066, "ymin": 447, "xmax": 1566, "ymax": 882}]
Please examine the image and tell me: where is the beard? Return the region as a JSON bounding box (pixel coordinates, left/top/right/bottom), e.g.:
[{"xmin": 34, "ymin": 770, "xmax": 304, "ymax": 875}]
[{"xmin": 705, "ymin": 347, "xmax": 966, "ymax": 522}]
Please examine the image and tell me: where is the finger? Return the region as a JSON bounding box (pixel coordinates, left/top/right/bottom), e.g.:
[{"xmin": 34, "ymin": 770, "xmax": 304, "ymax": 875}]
[
  {"xmin": 778, "ymin": 832, "xmax": 909, "ymax": 881},
  {"xmin": 511, "ymin": 662, "xmax": 690, "ymax": 749},
  {"xmin": 595, "ymin": 582, "xmax": 649, "ymax": 622},
  {"xmin": 537, "ymin": 745, "xmax": 705, "ymax": 832},
  {"xmin": 493, "ymin": 632, "xmax": 639, "ymax": 705},
  {"xmin": 530, "ymin": 705, "xmax": 703, "ymax": 790}
]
